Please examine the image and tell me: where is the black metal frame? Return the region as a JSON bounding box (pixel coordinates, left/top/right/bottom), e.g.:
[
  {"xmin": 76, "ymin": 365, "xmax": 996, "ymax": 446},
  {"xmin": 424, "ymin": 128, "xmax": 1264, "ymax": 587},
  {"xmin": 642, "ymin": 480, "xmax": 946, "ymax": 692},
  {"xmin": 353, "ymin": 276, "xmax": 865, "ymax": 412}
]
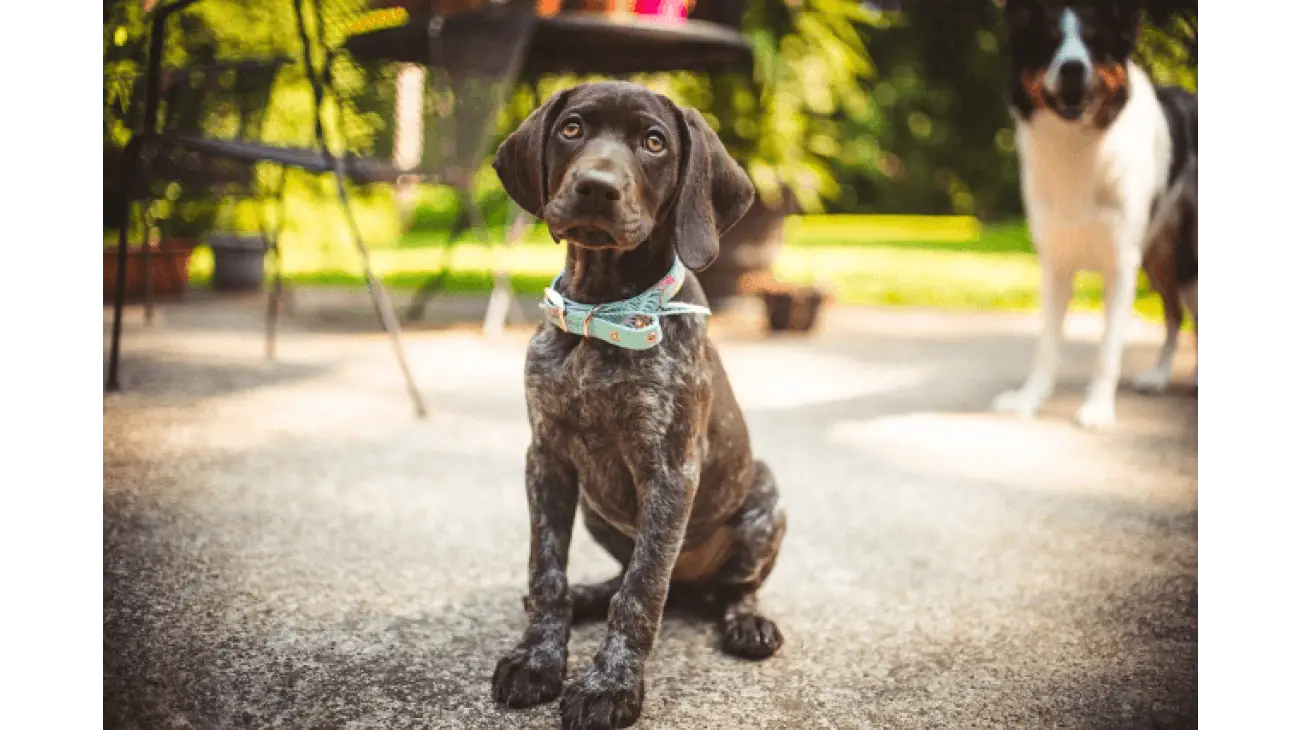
[
  {"xmin": 338, "ymin": 0, "xmax": 543, "ymax": 327},
  {"xmin": 392, "ymin": 4, "xmax": 754, "ymax": 332},
  {"xmin": 105, "ymin": 0, "xmax": 428, "ymax": 417}
]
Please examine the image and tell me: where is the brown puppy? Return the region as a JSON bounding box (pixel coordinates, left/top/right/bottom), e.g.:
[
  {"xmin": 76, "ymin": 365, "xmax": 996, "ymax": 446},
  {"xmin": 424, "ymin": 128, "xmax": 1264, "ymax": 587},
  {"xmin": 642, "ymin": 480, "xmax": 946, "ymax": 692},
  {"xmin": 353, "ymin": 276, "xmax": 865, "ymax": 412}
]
[{"xmin": 490, "ymin": 81, "xmax": 787, "ymax": 730}]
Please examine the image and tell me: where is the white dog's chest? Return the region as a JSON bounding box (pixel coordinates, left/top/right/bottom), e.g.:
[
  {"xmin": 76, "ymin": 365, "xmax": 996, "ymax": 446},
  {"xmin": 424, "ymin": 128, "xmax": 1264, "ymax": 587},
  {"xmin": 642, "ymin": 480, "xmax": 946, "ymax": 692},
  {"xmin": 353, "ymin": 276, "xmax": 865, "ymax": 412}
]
[
  {"xmin": 1015, "ymin": 66, "xmax": 1171, "ymax": 275},
  {"xmin": 1025, "ymin": 195, "xmax": 1124, "ymax": 273}
]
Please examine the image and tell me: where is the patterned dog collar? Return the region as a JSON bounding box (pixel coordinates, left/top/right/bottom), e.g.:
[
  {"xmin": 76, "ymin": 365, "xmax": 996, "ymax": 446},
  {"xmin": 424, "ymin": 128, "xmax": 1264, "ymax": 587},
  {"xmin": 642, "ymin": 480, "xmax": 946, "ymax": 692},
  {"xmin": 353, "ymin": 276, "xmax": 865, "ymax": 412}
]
[{"xmin": 540, "ymin": 256, "xmax": 711, "ymax": 350}]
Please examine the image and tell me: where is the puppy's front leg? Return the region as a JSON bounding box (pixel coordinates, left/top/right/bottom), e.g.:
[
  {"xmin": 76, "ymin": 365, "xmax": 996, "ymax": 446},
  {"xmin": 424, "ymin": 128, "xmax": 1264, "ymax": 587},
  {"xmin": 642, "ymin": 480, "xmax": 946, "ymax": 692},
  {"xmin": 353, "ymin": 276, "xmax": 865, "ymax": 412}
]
[
  {"xmin": 560, "ymin": 460, "xmax": 695, "ymax": 730},
  {"xmin": 493, "ymin": 444, "xmax": 579, "ymax": 709}
]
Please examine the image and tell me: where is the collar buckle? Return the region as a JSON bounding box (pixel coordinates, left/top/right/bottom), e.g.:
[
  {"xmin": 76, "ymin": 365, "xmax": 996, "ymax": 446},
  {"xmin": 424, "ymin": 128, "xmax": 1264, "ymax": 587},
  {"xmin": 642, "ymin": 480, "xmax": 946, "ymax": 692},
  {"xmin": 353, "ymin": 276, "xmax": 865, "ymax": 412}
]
[{"xmin": 543, "ymin": 288, "xmax": 568, "ymax": 333}]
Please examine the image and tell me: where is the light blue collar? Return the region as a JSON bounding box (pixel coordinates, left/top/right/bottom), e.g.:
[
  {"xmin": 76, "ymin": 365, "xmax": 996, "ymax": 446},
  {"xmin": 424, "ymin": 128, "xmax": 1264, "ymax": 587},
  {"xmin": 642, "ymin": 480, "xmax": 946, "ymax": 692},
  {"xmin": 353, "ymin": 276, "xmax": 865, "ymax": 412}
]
[{"xmin": 540, "ymin": 256, "xmax": 711, "ymax": 350}]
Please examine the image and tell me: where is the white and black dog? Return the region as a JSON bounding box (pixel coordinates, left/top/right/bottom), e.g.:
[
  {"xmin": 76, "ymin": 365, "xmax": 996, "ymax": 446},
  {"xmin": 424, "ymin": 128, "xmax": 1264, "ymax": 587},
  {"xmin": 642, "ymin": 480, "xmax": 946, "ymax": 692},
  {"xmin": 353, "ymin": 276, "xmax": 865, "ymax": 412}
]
[{"xmin": 994, "ymin": 0, "xmax": 1197, "ymax": 429}]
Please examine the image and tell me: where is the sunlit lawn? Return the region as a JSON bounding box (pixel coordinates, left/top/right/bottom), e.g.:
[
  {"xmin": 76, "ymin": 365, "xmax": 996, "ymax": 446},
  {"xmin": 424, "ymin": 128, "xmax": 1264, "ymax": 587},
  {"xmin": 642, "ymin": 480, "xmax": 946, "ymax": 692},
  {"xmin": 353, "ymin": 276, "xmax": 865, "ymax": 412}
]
[{"xmin": 186, "ymin": 214, "xmax": 1169, "ymax": 323}]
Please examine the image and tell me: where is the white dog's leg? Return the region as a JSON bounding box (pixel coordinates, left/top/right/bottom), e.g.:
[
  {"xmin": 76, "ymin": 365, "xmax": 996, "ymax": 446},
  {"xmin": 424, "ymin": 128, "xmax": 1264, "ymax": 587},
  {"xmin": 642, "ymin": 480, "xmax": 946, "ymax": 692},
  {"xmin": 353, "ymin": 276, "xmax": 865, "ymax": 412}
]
[
  {"xmin": 1132, "ymin": 295, "xmax": 1182, "ymax": 393},
  {"xmin": 994, "ymin": 260, "xmax": 1073, "ymax": 418},
  {"xmin": 1076, "ymin": 257, "xmax": 1140, "ymax": 429},
  {"xmin": 1182, "ymin": 280, "xmax": 1198, "ymax": 389}
]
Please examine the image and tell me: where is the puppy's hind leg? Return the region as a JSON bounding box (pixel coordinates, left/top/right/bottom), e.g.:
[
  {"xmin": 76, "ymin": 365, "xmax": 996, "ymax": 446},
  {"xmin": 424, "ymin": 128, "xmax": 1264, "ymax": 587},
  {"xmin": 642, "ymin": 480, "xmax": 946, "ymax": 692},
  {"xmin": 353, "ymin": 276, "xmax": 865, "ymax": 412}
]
[
  {"xmin": 570, "ymin": 507, "xmax": 718, "ymax": 624},
  {"xmin": 711, "ymin": 460, "xmax": 787, "ymax": 660}
]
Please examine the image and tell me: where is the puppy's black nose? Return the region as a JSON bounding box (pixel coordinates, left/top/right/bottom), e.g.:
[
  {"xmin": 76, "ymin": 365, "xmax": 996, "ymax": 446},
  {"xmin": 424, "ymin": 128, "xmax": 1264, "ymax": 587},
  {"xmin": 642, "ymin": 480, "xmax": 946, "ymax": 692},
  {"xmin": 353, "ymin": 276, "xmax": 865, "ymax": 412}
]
[{"xmin": 574, "ymin": 170, "xmax": 622, "ymax": 202}]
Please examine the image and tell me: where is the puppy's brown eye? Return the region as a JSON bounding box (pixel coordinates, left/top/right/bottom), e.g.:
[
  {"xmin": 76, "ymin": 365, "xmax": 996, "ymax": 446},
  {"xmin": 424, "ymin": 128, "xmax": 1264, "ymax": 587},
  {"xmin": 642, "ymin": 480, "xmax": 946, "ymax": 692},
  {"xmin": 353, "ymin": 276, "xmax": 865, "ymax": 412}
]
[
  {"xmin": 561, "ymin": 121, "xmax": 582, "ymax": 140},
  {"xmin": 644, "ymin": 132, "xmax": 666, "ymax": 153}
]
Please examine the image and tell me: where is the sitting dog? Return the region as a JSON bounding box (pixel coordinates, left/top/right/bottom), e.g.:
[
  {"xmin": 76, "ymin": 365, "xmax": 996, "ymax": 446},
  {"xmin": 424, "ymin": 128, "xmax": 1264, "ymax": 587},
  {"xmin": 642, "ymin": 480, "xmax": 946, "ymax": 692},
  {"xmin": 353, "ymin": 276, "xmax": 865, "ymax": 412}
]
[
  {"xmin": 489, "ymin": 81, "xmax": 787, "ymax": 730},
  {"xmin": 993, "ymin": 0, "xmax": 1198, "ymax": 428}
]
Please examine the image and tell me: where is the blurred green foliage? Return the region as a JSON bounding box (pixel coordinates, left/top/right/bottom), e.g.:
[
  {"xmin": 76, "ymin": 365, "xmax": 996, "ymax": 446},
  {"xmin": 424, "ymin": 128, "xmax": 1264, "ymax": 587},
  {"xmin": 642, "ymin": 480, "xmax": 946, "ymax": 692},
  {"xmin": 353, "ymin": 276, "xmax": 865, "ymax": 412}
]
[
  {"xmin": 104, "ymin": 0, "xmax": 1197, "ymax": 242},
  {"xmin": 821, "ymin": 0, "xmax": 1196, "ymax": 218},
  {"xmin": 103, "ymin": 0, "xmax": 402, "ymax": 244},
  {"xmin": 493, "ymin": 0, "xmax": 887, "ymax": 213}
]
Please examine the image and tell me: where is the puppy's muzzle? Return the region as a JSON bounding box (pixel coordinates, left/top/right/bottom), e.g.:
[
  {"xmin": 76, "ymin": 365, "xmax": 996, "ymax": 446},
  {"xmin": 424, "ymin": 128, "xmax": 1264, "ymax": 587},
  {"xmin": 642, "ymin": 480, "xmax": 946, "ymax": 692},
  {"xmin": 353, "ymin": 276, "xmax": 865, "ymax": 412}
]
[{"xmin": 547, "ymin": 146, "xmax": 645, "ymax": 249}]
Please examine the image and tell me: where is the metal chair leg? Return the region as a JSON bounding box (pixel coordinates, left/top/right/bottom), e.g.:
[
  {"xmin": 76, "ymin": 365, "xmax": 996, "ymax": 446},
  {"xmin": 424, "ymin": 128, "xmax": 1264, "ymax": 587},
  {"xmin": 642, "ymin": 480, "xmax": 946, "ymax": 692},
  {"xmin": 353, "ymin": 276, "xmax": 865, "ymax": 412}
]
[
  {"xmin": 483, "ymin": 207, "xmax": 531, "ymax": 338},
  {"xmin": 106, "ymin": 139, "xmax": 140, "ymax": 392},
  {"xmin": 402, "ymin": 235, "xmax": 456, "ymax": 324},
  {"xmin": 330, "ymin": 158, "xmax": 427, "ymax": 418},
  {"xmin": 293, "ymin": 0, "xmax": 425, "ymax": 416},
  {"xmin": 142, "ymin": 215, "xmax": 155, "ymax": 326},
  {"xmin": 265, "ymin": 240, "xmax": 283, "ymax": 361},
  {"xmin": 260, "ymin": 169, "xmax": 290, "ymax": 360}
]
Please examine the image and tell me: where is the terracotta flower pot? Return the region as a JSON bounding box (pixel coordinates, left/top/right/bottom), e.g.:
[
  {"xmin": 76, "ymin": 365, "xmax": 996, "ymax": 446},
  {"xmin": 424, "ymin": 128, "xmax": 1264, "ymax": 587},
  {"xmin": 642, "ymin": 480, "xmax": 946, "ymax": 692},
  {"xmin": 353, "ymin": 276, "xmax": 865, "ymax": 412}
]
[
  {"xmin": 103, "ymin": 245, "xmax": 194, "ymax": 302},
  {"xmin": 161, "ymin": 236, "xmax": 200, "ymax": 252},
  {"xmin": 761, "ymin": 284, "xmax": 828, "ymax": 333}
]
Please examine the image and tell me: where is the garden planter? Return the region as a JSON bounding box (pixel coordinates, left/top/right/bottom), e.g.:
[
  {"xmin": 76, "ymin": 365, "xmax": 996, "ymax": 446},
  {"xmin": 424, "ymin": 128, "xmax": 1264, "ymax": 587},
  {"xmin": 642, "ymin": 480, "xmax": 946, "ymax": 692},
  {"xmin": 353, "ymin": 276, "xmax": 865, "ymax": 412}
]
[
  {"xmin": 207, "ymin": 233, "xmax": 266, "ymax": 292},
  {"xmin": 695, "ymin": 187, "xmax": 797, "ymax": 310},
  {"xmin": 161, "ymin": 236, "xmax": 200, "ymax": 252},
  {"xmin": 761, "ymin": 283, "xmax": 828, "ymax": 333},
  {"xmin": 103, "ymin": 245, "xmax": 194, "ymax": 301}
]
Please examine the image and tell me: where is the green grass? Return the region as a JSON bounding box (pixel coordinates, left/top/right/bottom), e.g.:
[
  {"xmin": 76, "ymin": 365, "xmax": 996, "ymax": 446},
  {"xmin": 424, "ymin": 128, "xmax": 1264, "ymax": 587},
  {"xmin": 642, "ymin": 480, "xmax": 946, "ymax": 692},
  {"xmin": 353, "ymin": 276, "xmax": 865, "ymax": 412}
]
[{"xmin": 186, "ymin": 214, "xmax": 1171, "ymax": 323}]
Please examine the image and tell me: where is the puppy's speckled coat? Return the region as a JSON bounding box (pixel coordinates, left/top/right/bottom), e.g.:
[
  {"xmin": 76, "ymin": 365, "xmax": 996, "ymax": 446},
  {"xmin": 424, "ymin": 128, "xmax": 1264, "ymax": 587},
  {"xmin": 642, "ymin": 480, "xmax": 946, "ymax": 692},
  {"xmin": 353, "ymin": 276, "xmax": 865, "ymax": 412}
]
[{"xmin": 489, "ymin": 81, "xmax": 787, "ymax": 730}]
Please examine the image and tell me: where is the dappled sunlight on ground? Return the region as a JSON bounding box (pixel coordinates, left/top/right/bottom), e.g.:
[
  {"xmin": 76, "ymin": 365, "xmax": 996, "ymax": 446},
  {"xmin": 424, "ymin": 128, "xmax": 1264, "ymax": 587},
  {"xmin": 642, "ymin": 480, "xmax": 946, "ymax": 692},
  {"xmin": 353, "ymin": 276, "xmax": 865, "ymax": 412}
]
[
  {"xmin": 104, "ymin": 294, "xmax": 1196, "ymax": 729},
  {"xmin": 725, "ymin": 346, "xmax": 927, "ymax": 412},
  {"xmin": 827, "ymin": 411, "xmax": 1195, "ymax": 507}
]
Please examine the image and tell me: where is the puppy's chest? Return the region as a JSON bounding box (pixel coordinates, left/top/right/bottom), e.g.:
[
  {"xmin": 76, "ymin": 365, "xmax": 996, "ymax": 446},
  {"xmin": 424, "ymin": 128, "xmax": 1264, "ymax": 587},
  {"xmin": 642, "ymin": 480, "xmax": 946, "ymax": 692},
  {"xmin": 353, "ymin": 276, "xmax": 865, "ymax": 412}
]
[{"xmin": 525, "ymin": 325, "xmax": 707, "ymax": 438}]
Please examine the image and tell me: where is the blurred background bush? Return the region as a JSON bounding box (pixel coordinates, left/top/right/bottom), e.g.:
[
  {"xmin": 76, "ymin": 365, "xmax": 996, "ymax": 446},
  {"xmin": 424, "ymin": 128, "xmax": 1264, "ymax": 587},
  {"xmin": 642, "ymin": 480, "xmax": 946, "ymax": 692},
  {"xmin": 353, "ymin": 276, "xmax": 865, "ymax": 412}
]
[{"xmin": 103, "ymin": 0, "xmax": 1196, "ymax": 316}]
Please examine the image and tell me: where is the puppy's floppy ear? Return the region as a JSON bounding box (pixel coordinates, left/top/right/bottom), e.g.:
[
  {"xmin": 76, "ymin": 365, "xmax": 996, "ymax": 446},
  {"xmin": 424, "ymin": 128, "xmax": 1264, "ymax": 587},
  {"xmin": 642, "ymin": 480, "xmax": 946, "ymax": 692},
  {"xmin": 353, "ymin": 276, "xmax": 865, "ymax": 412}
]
[
  {"xmin": 666, "ymin": 103, "xmax": 755, "ymax": 271},
  {"xmin": 492, "ymin": 87, "xmax": 574, "ymax": 218}
]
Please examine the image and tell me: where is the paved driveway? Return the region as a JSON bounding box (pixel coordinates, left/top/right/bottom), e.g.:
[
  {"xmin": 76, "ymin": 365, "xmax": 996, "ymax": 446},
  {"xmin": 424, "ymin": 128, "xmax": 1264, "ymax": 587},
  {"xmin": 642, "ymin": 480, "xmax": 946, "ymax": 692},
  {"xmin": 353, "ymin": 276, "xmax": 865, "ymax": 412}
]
[{"xmin": 104, "ymin": 294, "xmax": 1196, "ymax": 729}]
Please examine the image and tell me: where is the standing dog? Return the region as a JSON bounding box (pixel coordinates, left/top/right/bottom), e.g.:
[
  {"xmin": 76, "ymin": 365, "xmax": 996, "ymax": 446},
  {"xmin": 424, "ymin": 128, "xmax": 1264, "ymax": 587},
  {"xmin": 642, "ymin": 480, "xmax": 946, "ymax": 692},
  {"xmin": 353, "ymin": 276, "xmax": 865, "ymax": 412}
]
[
  {"xmin": 994, "ymin": 0, "xmax": 1198, "ymax": 428},
  {"xmin": 490, "ymin": 81, "xmax": 787, "ymax": 730}
]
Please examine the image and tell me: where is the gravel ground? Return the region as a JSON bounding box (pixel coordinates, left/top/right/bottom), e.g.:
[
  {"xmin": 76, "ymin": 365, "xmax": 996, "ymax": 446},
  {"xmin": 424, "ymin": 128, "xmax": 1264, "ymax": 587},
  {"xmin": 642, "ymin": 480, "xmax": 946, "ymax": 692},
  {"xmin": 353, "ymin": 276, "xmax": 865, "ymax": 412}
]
[{"xmin": 104, "ymin": 292, "xmax": 1197, "ymax": 729}]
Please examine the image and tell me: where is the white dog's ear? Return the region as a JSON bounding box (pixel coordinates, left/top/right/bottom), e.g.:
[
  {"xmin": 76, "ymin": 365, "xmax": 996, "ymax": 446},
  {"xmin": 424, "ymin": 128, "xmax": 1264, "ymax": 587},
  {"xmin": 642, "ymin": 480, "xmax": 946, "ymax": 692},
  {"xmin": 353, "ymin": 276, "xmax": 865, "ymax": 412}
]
[{"xmin": 1095, "ymin": 0, "xmax": 1146, "ymax": 53}]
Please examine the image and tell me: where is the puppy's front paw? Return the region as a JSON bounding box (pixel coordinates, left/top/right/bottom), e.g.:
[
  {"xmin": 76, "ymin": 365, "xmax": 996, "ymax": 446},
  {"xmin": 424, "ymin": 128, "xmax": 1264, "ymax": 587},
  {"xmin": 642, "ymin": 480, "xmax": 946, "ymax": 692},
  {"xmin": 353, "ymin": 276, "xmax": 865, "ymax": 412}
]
[
  {"xmin": 1074, "ymin": 396, "xmax": 1116, "ymax": 430},
  {"xmin": 993, "ymin": 388, "xmax": 1045, "ymax": 418},
  {"xmin": 492, "ymin": 640, "xmax": 566, "ymax": 709},
  {"xmin": 559, "ymin": 662, "xmax": 644, "ymax": 730},
  {"xmin": 722, "ymin": 613, "xmax": 784, "ymax": 660}
]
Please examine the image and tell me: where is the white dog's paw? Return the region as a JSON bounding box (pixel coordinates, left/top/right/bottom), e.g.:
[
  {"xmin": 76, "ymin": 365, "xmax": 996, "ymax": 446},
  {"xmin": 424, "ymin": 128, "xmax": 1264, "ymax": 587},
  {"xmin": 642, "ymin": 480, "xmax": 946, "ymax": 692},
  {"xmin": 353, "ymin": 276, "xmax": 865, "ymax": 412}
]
[
  {"xmin": 1132, "ymin": 367, "xmax": 1171, "ymax": 394},
  {"xmin": 1074, "ymin": 396, "xmax": 1116, "ymax": 430},
  {"xmin": 993, "ymin": 388, "xmax": 1045, "ymax": 419}
]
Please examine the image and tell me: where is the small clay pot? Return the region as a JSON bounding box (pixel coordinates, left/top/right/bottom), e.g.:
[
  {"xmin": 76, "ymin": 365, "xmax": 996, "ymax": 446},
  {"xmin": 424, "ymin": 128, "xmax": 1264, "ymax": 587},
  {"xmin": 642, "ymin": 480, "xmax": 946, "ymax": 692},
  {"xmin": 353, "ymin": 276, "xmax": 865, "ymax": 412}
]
[
  {"xmin": 207, "ymin": 233, "xmax": 267, "ymax": 292},
  {"xmin": 762, "ymin": 285, "xmax": 827, "ymax": 333}
]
